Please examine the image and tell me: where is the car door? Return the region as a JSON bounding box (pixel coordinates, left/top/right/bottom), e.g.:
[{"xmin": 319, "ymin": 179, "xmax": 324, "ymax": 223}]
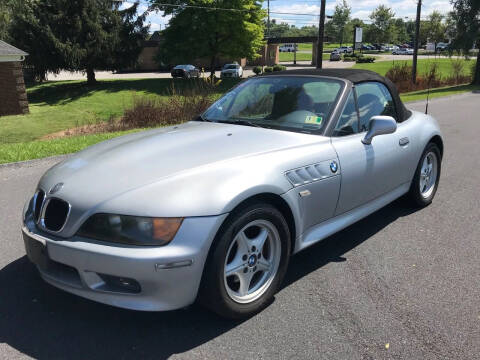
[{"xmin": 331, "ymin": 82, "xmax": 412, "ymax": 215}]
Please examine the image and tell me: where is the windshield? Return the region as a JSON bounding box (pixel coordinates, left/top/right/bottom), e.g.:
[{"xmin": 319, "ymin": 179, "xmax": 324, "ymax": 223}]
[
  {"xmin": 224, "ymin": 65, "xmax": 238, "ymax": 70},
  {"xmin": 202, "ymin": 76, "xmax": 344, "ymax": 134}
]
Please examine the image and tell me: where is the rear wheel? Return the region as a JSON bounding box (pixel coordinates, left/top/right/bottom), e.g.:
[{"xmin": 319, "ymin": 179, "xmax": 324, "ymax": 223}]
[
  {"xmin": 408, "ymin": 143, "xmax": 441, "ymax": 207},
  {"xmin": 199, "ymin": 202, "xmax": 291, "ymax": 319}
]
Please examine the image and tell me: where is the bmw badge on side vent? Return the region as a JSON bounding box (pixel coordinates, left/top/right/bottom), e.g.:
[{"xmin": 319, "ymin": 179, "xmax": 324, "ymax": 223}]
[{"xmin": 330, "ymin": 161, "xmax": 338, "ymax": 173}]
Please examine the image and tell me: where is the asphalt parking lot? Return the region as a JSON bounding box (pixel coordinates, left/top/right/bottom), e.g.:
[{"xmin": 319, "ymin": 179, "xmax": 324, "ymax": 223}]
[{"xmin": 1, "ymin": 92, "xmax": 479, "ymax": 359}]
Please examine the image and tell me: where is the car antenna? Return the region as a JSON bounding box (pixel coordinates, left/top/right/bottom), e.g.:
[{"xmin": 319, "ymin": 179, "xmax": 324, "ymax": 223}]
[{"xmin": 425, "ymin": 81, "xmax": 430, "ymax": 114}]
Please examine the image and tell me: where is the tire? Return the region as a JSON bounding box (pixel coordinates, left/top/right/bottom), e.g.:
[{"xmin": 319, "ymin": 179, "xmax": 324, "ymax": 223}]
[
  {"xmin": 199, "ymin": 202, "xmax": 291, "ymax": 319},
  {"xmin": 407, "ymin": 143, "xmax": 441, "ymax": 207}
]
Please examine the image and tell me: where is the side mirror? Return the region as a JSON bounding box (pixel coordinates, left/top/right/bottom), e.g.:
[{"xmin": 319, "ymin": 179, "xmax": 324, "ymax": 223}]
[{"xmin": 362, "ymin": 116, "xmax": 397, "ymax": 145}]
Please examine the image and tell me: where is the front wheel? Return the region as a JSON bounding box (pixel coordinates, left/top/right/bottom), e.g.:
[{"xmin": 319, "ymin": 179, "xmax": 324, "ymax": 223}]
[
  {"xmin": 199, "ymin": 202, "xmax": 291, "ymax": 319},
  {"xmin": 407, "ymin": 143, "xmax": 441, "ymax": 207}
]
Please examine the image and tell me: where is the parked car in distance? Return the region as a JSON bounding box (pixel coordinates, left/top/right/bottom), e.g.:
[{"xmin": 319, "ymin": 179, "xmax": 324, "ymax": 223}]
[
  {"xmin": 171, "ymin": 64, "xmax": 200, "ymax": 78},
  {"xmin": 436, "ymin": 42, "xmax": 449, "ymax": 51},
  {"xmin": 330, "ymin": 50, "xmax": 341, "ymax": 61},
  {"xmin": 22, "ymin": 69, "xmax": 443, "ymax": 319},
  {"xmin": 392, "ymin": 48, "xmax": 414, "ymax": 55},
  {"xmin": 279, "ymin": 43, "xmax": 298, "ymax": 52},
  {"xmin": 221, "ymin": 63, "xmax": 243, "ymax": 78},
  {"xmin": 335, "ymin": 46, "xmax": 353, "ymax": 54}
]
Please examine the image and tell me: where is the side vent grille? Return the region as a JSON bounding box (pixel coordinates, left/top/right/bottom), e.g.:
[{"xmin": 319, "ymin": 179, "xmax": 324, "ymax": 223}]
[{"xmin": 285, "ymin": 161, "xmax": 338, "ymax": 187}]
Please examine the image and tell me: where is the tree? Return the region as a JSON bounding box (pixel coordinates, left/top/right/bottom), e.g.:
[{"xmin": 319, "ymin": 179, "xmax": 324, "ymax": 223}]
[
  {"xmin": 444, "ymin": 12, "xmax": 458, "ymax": 42},
  {"xmin": 369, "ymin": 5, "xmax": 396, "ymax": 44},
  {"xmin": 0, "ymin": 0, "xmax": 13, "ymax": 41},
  {"xmin": 330, "ymin": 0, "xmax": 351, "ymax": 47},
  {"xmin": 9, "ymin": 0, "xmax": 148, "ymax": 83},
  {"xmin": 151, "ymin": 0, "xmax": 265, "ymax": 78},
  {"xmin": 344, "ymin": 18, "xmax": 366, "ymax": 46},
  {"xmin": 392, "ymin": 18, "xmax": 409, "ymax": 44},
  {"xmin": 450, "ymin": 0, "xmax": 480, "ymax": 84},
  {"xmin": 425, "ymin": 11, "xmax": 446, "ymax": 51},
  {"xmin": 266, "ymin": 20, "xmax": 318, "ymax": 38}
]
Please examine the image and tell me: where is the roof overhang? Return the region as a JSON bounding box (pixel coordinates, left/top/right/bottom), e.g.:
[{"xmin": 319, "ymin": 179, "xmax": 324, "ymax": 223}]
[{"xmin": 0, "ymin": 54, "xmax": 26, "ymax": 62}]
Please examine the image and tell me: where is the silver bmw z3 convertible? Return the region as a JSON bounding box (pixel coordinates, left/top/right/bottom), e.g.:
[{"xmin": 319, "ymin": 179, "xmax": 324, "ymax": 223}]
[{"xmin": 22, "ymin": 69, "xmax": 443, "ymax": 318}]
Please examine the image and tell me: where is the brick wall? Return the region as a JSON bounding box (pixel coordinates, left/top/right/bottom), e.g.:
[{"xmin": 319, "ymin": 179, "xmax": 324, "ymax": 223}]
[
  {"xmin": 0, "ymin": 61, "xmax": 29, "ymax": 116},
  {"xmin": 249, "ymin": 45, "xmax": 279, "ymax": 66}
]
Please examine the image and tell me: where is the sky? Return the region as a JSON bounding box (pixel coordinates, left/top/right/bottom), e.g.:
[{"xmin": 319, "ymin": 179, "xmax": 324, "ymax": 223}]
[{"xmin": 120, "ymin": 0, "xmax": 453, "ymax": 32}]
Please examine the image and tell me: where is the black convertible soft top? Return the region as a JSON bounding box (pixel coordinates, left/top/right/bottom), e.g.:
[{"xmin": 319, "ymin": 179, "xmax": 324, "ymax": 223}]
[{"xmin": 262, "ymin": 68, "xmax": 411, "ymax": 122}]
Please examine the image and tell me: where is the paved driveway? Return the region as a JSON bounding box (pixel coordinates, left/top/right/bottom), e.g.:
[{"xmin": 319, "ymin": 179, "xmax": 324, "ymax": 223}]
[{"xmin": 0, "ymin": 92, "xmax": 479, "ymax": 359}]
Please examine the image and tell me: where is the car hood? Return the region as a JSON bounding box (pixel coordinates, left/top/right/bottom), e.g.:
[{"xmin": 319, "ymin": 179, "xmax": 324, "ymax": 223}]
[{"xmin": 38, "ymin": 121, "xmax": 324, "ymax": 213}]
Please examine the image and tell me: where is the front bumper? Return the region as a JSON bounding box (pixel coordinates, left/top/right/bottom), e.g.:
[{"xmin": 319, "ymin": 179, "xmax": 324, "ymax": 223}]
[
  {"xmin": 22, "ymin": 213, "xmax": 227, "ymax": 311},
  {"xmin": 220, "ymin": 72, "xmax": 239, "ymax": 78}
]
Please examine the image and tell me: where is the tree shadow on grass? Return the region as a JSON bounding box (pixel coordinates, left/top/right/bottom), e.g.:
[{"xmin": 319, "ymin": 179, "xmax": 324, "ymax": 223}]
[
  {"xmin": 0, "ymin": 198, "xmax": 418, "ymax": 359},
  {"xmin": 26, "ymin": 78, "xmax": 242, "ymax": 107}
]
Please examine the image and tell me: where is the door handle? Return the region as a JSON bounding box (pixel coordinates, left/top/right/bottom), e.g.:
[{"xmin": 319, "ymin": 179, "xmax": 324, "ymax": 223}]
[{"xmin": 399, "ymin": 137, "xmax": 410, "ymax": 146}]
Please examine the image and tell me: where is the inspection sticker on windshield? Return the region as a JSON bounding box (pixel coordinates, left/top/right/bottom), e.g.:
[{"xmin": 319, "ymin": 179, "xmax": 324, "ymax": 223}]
[{"xmin": 304, "ymin": 115, "xmax": 323, "ymax": 125}]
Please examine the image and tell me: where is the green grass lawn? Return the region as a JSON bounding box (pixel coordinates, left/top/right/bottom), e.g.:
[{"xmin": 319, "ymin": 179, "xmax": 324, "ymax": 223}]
[
  {"xmin": 282, "ymin": 43, "xmax": 347, "ymax": 52},
  {"xmin": 279, "ymin": 52, "xmax": 330, "ymax": 62},
  {"xmin": 353, "ymin": 58, "xmax": 473, "ymax": 77},
  {"xmin": 297, "ymin": 43, "xmax": 312, "ymax": 51},
  {"xmin": 279, "ymin": 52, "xmax": 312, "ymax": 62},
  {"xmin": 0, "ymin": 78, "xmax": 239, "ymax": 144},
  {"xmin": 400, "ymin": 84, "xmax": 479, "ymax": 103},
  {"xmin": 0, "ymin": 130, "xmax": 140, "ymax": 164}
]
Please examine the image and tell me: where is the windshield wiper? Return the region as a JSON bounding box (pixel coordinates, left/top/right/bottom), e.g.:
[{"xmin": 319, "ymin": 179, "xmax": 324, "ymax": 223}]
[
  {"xmin": 193, "ymin": 115, "xmax": 212, "ymax": 122},
  {"xmin": 219, "ymin": 119, "xmax": 265, "ymax": 128}
]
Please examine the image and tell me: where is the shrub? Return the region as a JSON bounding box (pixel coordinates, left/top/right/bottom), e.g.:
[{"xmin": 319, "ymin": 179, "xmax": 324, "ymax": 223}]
[
  {"xmin": 264, "ymin": 66, "xmax": 273, "ymax": 73},
  {"xmin": 422, "ymin": 62, "xmax": 442, "ymax": 88},
  {"xmin": 120, "ymin": 81, "xmax": 217, "ymax": 129},
  {"xmin": 253, "ymin": 66, "xmax": 263, "ymax": 75},
  {"xmin": 343, "ymin": 56, "xmax": 355, "ymax": 62},
  {"xmin": 471, "ymin": 60, "xmax": 477, "ymax": 81},
  {"xmin": 385, "ymin": 63, "xmax": 414, "ymax": 92},
  {"xmin": 356, "ymin": 56, "xmax": 375, "ymax": 63},
  {"xmin": 273, "ymin": 64, "xmax": 286, "ymax": 71},
  {"xmin": 385, "ymin": 60, "xmax": 473, "ymax": 93},
  {"xmin": 450, "ymin": 59, "xmax": 465, "ymax": 84},
  {"xmin": 386, "ymin": 62, "xmax": 412, "ymax": 81}
]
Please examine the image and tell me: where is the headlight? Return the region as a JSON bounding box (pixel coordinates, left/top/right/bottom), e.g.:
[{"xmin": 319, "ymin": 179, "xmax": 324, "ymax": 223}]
[{"xmin": 77, "ymin": 214, "xmax": 183, "ymax": 246}]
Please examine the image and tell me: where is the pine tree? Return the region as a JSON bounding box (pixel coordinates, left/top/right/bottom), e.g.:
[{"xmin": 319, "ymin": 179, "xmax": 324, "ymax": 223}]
[{"xmin": 10, "ymin": 0, "xmax": 148, "ymax": 83}]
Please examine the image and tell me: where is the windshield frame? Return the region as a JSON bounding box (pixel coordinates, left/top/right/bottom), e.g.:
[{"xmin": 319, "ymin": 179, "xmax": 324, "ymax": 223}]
[{"xmin": 201, "ymin": 75, "xmax": 348, "ymax": 135}]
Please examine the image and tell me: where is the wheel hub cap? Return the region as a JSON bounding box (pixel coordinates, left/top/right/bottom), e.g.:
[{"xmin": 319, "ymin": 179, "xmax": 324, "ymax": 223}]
[{"xmin": 247, "ymin": 254, "xmax": 257, "ymax": 267}]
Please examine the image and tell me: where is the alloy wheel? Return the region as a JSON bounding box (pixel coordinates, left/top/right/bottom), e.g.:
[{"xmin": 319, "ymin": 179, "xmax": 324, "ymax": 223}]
[
  {"xmin": 419, "ymin": 151, "xmax": 438, "ymax": 198},
  {"xmin": 223, "ymin": 219, "xmax": 281, "ymax": 304}
]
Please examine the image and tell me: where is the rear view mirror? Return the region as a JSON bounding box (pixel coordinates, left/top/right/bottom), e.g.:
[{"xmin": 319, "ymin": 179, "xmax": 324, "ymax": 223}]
[{"xmin": 362, "ymin": 116, "xmax": 397, "ymax": 145}]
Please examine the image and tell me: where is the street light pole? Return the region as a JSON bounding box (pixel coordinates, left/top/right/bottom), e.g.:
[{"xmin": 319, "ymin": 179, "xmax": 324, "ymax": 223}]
[
  {"xmin": 267, "ymin": 0, "xmax": 270, "ymax": 38},
  {"xmin": 412, "ymin": 0, "xmax": 422, "ymax": 84},
  {"xmin": 316, "ymin": 0, "xmax": 326, "ymax": 69}
]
